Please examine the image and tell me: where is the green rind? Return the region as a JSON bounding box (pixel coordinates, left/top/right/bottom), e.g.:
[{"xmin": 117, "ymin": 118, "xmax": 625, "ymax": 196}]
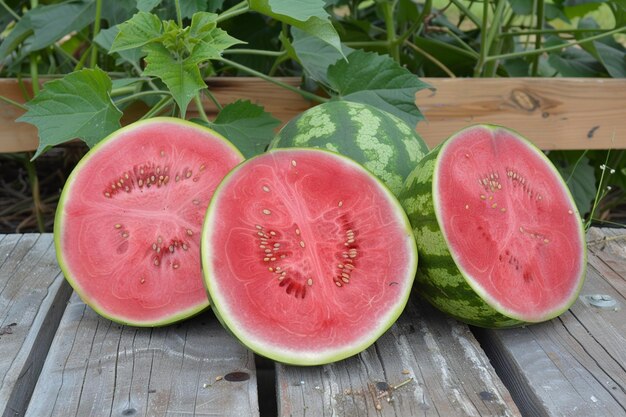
[
  {"xmin": 54, "ymin": 117, "xmax": 244, "ymax": 328},
  {"xmin": 269, "ymin": 100, "xmax": 429, "ymax": 197},
  {"xmin": 202, "ymin": 147, "xmax": 418, "ymax": 365},
  {"xmin": 400, "ymin": 124, "xmax": 587, "ymax": 328}
]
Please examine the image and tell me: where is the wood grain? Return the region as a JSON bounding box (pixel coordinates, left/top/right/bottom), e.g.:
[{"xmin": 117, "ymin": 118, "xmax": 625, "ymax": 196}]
[
  {"xmin": 473, "ymin": 227, "xmax": 626, "ymax": 417},
  {"xmin": 416, "ymin": 78, "xmax": 626, "ymax": 150},
  {"xmin": 276, "ymin": 297, "xmax": 520, "ymax": 417},
  {"xmin": 0, "ymin": 234, "xmax": 72, "ymax": 417},
  {"xmin": 3, "ymin": 77, "xmax": 625, "ymax": 153},
  {"xmin": 25, "ymin": 294, "xmax": 259, "ymax": 417}
]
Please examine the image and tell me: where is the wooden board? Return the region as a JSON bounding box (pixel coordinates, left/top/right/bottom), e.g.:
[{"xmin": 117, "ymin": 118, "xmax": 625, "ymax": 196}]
[
  {"xmin": 0, "ymin": 234, "xmax": 72, "ymax": 417},
  {"xmin": 4, "ymin": 77, "xmax": 626, "ymax": 153},
  {"xmin": 275, "ymin": 297, "xmax": 521, "ymax": 417},
  {"xmin": 473, "ymin": 227, "xmax": 626, "ymax": 417},
  {"xmin": 25, "ymin": 294, "xmax": 260, "ymax": 417},
  {"xmin": 415, "ymin": 78, "xmax": 626, "ymax": 150}
]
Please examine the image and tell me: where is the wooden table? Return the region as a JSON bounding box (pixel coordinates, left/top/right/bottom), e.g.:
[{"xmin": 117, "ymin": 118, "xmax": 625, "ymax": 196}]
[{"xmin": 0, "ymin": 227, "xmax": 624, "ymax": 417}]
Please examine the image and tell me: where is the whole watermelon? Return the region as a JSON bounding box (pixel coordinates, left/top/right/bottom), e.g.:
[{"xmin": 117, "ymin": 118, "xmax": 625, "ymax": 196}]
[{"xmin": 270, "ymin": 100, "xmax": 428, "ymax": 197}]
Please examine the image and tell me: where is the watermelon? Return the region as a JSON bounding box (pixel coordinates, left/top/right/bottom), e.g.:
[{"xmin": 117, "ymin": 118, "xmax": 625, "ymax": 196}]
[
  {"xmin": 270, "ymin": 100, "xmax": 428, "ymax": 197},
  {"xmin": 400, "ymin": 125, "xmax": 586, "ymax": 328},
  {"xmin": 54, "ymin": 117, "xmax": 244, "ymax": 326},
  {"xmin": 201, "ymin": 148, "xmax": 418, "ymax": 365}
]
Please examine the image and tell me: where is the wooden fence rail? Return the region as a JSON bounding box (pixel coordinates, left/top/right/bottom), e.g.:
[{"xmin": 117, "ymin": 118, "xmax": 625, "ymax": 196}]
[{"xmin": 1, "ymin": 77, "xmax": 625, "ymax": 153}]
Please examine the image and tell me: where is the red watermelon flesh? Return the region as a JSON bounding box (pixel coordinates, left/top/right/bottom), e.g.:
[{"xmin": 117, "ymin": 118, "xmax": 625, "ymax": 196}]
[
  {"xmin": 55, "ymin": 118, "xmax": 244, "ymax": 326},
  {"xmin": 435, "ymin": 126, "xmax": 585, "ymax": 322},
  {"xmin": 202, "ymin": 148, "xmax": 417, "ymax": 365}
]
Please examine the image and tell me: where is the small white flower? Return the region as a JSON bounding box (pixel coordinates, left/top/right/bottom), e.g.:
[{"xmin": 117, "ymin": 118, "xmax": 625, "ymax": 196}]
[
  {"xmin": 610, "ymin": 169, "xmax": 615, "ymax": 174},
  {"xmin": 607, "ymin": 186, "xmax": 612, "ymax": 191},
  {"xmin": 600, "ymin": 164, "xmax": 606, "ymax": 170}
]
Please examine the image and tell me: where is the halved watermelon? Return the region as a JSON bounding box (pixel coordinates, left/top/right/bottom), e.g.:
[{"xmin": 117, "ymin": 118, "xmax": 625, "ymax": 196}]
[
  {"xmin": 54, "ymin": 117, "xmax": 244, "ymax": 326},
  {"xmin": 202, "ymin": 148, "xmax": 417, "ymax": 365},
  {"xmin": 400, "ymin": 125, "xmax": 586, "ymax": 328}
]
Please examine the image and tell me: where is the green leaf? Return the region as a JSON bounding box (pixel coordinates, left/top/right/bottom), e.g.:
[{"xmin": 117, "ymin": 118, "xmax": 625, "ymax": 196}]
[
  {"xmin": 110, "ymin": 11, "xmax": 163, "ymax": 53},
  {"xmin": 576, "ymin": 18, "xmax": 626, "ymax": 78},
  {"xmin": 137, "ymin": 0, "xmax": 163, "ymax": 12},
  {"xmin": 203, "ymin": 100, "xmax": 281, "ymax": 158},
  {"xmin": 550, "ymin": 151, "xmax": 597, "ymax": 216},
  {"xmin": 0, "ymin": 14, "xmax": 33, "ymax": 61},
  {"xmin": 142, "ymin": 43, "xmax": 206, "ymax": 117},
  {"xmin": 29, "ymin": 0, "xmax": 96, "ymax": 50},
  {"xmin": 94, "ymin": 26, "xmax": 143, "ymax": 66},
  {"xmin": 18, "ymin": 68, "xmax": 123, "ymax": 159},
  {"xmin": 327, "ymin": 50, "xmax": 432, "ymax": 127},
  {"xmin": 180, "ymin": 0, "xmax": 210, "ymax": 17},
  {"xmin": 291, "ymin": 27, "xmax": 353, "ymax": 85},
  {"xmin": 249, "ymin": 0, "xmax": 344, "ymax": 57}
]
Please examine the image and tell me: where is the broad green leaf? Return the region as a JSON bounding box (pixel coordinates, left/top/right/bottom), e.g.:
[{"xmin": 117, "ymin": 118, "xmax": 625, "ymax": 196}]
[
  {"xmin": 550, "ymin": 151, "xmax": 596, "ymax": 216},
  {"xmin": 100, "ymin": 1, "xmax": 137, "ymax": 24},
  {"xmin": 110, "ymin": 11, "xmax": 163, "ymax": 53},
  {"xmin": 548, "ymin": 49, "xmax": 605, "ymax": 76},
  {"xmin": 203, "ymin": 100, "xmax": 281, "ymax": 158},
  {"xmin": 250, "ymin": 0, "xmax": 328, "ymax": 22},
  {"xmin": 137, "ymin": 0, "xmax": 163, "ymax": 12},
  {"xmin": 143, "ymin": 43, "xmax": 206, "ymax": 116},
  {"xmin": 0, "ymin": 15, "xmax": 33, "ymax": 61},
  {"xmin": 94, "ymin": 26, "xmax": 143, "ymax": 65},
  {"xmin": 180, "ymin": 0, "xmax": 210, "ymax": 17},
  {"xmin": 291, "ymin": 27, "xmax": 353, "ymax": 85},
  {"xmin": 327, "ymin": 50, "xmax": 432, "ymax": 127},
  {"xmin": 18, "ymin": 68, "xmax": 123, "ymax": 159},
  {"xmin": 29, "ymin": 0, "xmax": 96, "ymax": 50},
  {"xmin": 249, "ymin": 0, "xmax": 344, "ymax": 57},
  {"xmin": 576, "ymin": 18, "xmax": 626, "ymax": 78}
]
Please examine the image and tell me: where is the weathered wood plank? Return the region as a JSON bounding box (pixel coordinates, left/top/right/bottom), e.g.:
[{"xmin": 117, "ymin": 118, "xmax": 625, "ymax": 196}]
[
  {"xmin": 276, "ymin": 297, "xmax": 520, "ymax": 417},
  {"xmin": 415, "ymin": 78, "xmax": 626, "ymax": 150},
  {"xmin": 25, "ymin": 294, "xmax": 259, "ymax": 417},
  {"xmin": 0, "ymin": 234, "xmax": 72, "ymax": 417},
  {"xmin": 473, "ymin": 227, "xmax": 626, "ymax": 417}
]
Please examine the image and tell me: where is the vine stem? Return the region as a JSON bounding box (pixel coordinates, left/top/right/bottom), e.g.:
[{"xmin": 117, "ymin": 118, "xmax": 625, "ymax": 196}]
[
  {"xmin": 174, "ymin": 0, "xmax": 183, "ymax": 27},
  {"xmin": 531, "ymin": 0, "xmax": 545, "ymax": 76},
  {"xmin": 23, "ymin": 155, "xmax": 45, "ymax": 232},
  {"xmin": 382, "ymin": 0, "xmax": 400, "ymax": 62},
  {"xmin": 484, "ymin": 25, "xmax": 626, "ymax": 62},
  {"xmin": 113, "ymin": 90, "xmax": 170, "ymax": 105},
  {"xmin": 473, "ymin": 0, "xmax": 490, "ymax": 77},
  {"xmin": 0, "ymin": 0, "xmax": 20, "ymax": 19},
  {"xmin": 221, "ymin": 49, "xmax": 286, "ymax": 57},
  {"xmin": 90, "ymin": 0, "xmax": 102, "ymax": 68},
  {"xmin": 0, "ymin": 95, "xmax": 27, "ymax": 110},
  {"xmin": 194, "ymin": 94, "xmax": 210, "ymax": 123},
  {"xmin": 217, "ymin": 57, "xmax": 329, "ymax": 104},
  {"xmin": 141, "ymin": 96, "xmax": 174, "ymax": 120},
  {"xmin": 217, "ymin": 1, "xmax": 249, "ymax": 23}
]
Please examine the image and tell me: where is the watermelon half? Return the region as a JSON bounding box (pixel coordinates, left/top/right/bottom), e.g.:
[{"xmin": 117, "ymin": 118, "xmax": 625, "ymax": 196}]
[
  {"xmin": 202, "ymin": 148, "xmax": 418, "ymax": 365},
  {"xmin": 270, "ymin": 100, "xmax": 429, "ymax": 197},
  {"xmin": 55, "ymin": 117, "xmax": 244, "ymax": 326},
  {"xmin": 400, "ymin": 125, "xmax": 586, "ymax": 328}
]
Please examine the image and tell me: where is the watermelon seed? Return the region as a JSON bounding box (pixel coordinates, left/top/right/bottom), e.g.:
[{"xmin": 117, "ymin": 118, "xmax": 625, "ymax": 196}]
[
  {"xmin": 114, "ymin": 224, "xmax": 121, "ymax": 229},
  {"xmin": 291, "ymin": 160, "xmax": 297, "ymax": 167},
  {"xmin": 104, "ymin": 192, "xmax": 111, "ymax": 198},
  {"xmin": 263, "ymin": 209, "xmax": 271, "ymax": 215},
  {"xmin": 338, "ymin": 201, "xmax": 343, "ymax": 207},
  {"xmin": 342, "ymin": 277, "xmax": 350, "ymax": 283},
  {"xmin": 500, "ymin": 208, "xmax": 507, "ymax": 213},
  {"xmin": 173, "ymin": 263, "xmax": 179, "ymax": 269},
  {"xmin": 154, "ymin": 258, "xmax": 160, "ymax": 266},
  {"xmin": 491, "ymin": 203, "xmax": 498, "ymax": 209},
  {"xmin": 186, "ymin": 170, "xmax": 193, "ymax": 178},
  {"xmin": 480, "ymin": 195, "xmax": 486, "ymax": 200},
  {"xmin": 568, "ymin": 210, "xmax": 573, "ymax": 215},
  {"xmin": 157, "ymin": 236, "xmax": 163, "ymax": 244},
  {"xmin": 345, "ymin": 263, "xmax": 354, "ymax": 270},
  {"xmin": 175, "ymin": 174, "xmax": 180, "ymax": 182},
  {"xmin": 270, "ymin": 231, "xmax": 277, "ymax": 236},
  {"xmin": 169, "ymin": 245, "xmax": 174, "ymax": 253},
  {"xmin": 156, "ymin": 167, "xmax": 161, "ymax": 174},
  {"xmin": 299, "ymin": 241, "xmax": 305, "ymax": 248},
  {"xmin": 186, "ymin": 229, "xmax": 193, "ymax": 236},
  {"xmin": 265, "ymin": 249, "xmax": 272, "ymax": 254},
  {"xmin": 257, "ymin": 231, "xmax": 264, "ymax": 237},
  {"xmin": 465, "ymin": 205, "xmax": 469, "ymax": 210},
  {"xmin": 307, "ymin": 278, "xmax": 313, "ymax": 286},
  {"xmin": 262, "ymin": 186, "xmax": 270, "ymax": 192},
  {"xmin": 269, "ymin": 267, "xmax": 274, "ymax": 272},
  {"xmin": 295, "ymin": 228, "xmax": 301, "ymax": 236},
  {"xmin": 152, "ymin": 243, "xmax": 157, "ymax": 251},
  {"xmin": 465, "ymin": 153, "xmax": 470, "ymax": 158},
  {"xmin": 338, "ymin": 264, "xmax": 344, "ymax": 269},
  {"xmin": 264, "ymin": 258, "xmax": 270, "ymax": 262},
  {"xmin": 122, "ymin": 232, "xmax": 129, "ymax": 238},
  {"xmin": 182, "ymin": 243, "xmax": 188, "ymax": 251},
  {"xmin": 335, "ymin": 281, "xmax": 343, "ymax": 287},
  {"xmin": 543, "ymin": 239, "xmax": 550, "ymax": 244},
  {"xmin": 138, "ymin": 179, "xmax": 144, "ymax": 186}
]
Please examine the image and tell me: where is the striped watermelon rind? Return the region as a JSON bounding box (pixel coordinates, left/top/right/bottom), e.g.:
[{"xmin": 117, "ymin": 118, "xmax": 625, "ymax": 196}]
[
  {"xmin": 400, "ymin": 124, "xmax": 587, "ymax": 328},
  {"xmin": 269, "ymin": 100, "xmax": 428, "ymax": 197}
]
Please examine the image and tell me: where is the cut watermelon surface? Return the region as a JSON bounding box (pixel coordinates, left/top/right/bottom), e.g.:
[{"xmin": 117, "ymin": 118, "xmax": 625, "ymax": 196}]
[
  {"xmin": 401, "ymin": 125, "xmax": 586, "ymax": 327},
  {"xmin": 202, "ymin": 148, "xmax": 418, "ymax": 365},
  {"xmin": 55, "ymin": 118, "xmax": 244, "ymax": 326}
]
